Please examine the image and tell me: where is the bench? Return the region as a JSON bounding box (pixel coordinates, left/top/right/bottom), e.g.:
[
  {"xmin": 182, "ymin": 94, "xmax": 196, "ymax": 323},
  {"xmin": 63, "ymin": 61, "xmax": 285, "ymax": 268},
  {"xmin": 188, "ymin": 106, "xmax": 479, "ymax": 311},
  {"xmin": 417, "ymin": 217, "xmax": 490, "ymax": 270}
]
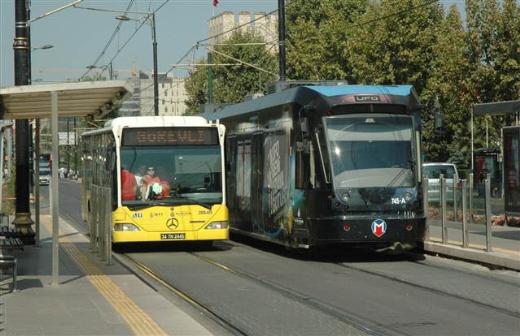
[{"xmin": 0, "ymin": 226, "xmax": 23, "ymax": 293}]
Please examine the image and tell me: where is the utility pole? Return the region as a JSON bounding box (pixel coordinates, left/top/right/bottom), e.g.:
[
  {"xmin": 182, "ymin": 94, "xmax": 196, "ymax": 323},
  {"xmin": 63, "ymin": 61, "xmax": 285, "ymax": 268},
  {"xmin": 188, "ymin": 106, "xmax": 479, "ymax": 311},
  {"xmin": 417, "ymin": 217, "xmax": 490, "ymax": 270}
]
[
  {"xmin": 13, "ymin": 0, "xmax": 35, "ymax": 244},
  {"xmin": 152, "ymin": 13, "xmax": 159, "ymax": 116},
  {"xmin": 277, "ymin": 0, "xmax": 286, "ymax": 81},
  {"xmin": 207, "ymin": 52, "xmax": 213, "ymax": 104}
]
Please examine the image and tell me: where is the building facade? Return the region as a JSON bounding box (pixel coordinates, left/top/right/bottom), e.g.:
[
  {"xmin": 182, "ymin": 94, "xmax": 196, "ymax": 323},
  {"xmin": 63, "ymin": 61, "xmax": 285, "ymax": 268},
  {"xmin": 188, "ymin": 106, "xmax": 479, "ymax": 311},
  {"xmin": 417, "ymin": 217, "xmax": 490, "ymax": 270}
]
[
  {"xmin": 207, "ymin": 11, "xmax": 278, "ymax": 50},
  {"xmin": 119, "ymin": 69, "xmax": 188, "ymax": 117}
]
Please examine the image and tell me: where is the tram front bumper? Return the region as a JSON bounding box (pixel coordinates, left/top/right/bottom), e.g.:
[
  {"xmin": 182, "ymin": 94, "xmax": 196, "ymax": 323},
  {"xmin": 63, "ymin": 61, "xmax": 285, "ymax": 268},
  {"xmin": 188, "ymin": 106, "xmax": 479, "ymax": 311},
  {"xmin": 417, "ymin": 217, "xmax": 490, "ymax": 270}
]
[{"xmin": 304, "ymin": 216, "xmax": 426, "ymax": 246}]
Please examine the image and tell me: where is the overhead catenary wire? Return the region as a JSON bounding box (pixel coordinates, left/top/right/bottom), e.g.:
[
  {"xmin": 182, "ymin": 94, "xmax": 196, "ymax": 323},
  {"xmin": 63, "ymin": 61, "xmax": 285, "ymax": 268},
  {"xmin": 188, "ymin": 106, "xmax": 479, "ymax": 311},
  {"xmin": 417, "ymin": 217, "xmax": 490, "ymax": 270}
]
[
  {"xmin": 78, "ymin": 0, "xmax": 136, "ymax": 80},
  {"xmin": 77, "ymin": 0, "xmax": 171, "ymax": 80}
]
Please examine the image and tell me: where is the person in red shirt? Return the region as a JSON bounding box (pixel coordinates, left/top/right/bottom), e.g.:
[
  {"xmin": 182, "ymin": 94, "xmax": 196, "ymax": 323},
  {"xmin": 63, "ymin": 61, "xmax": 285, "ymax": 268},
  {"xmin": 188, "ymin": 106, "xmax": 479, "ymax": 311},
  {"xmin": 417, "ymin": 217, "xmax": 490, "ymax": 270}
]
[
  {"xmin": 121, "ymin": 167, "xmax": 137, "ymax": 201},
  {"xmin": 142, "ymin": 166, "xmax": 170, "ymax": 200}
]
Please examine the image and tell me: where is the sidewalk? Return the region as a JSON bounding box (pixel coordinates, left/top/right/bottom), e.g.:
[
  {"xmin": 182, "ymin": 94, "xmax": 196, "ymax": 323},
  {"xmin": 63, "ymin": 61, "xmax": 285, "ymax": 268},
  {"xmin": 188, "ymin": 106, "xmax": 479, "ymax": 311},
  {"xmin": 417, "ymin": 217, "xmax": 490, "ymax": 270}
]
[
  {"xmin": 0, "ymin": 215, "xmax": 215, "ymax": 336},
  {"xmin": 425, "ymin": 221, "xmax": 520, "ymax": 271}
]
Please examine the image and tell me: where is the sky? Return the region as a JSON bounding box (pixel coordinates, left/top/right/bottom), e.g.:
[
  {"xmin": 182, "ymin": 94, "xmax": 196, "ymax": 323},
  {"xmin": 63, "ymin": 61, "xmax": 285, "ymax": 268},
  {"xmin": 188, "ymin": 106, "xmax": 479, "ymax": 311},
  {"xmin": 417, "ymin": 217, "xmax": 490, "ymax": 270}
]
[{"xmin": 0, "ymin": 0, "xmax": 463, "ymax": 88}]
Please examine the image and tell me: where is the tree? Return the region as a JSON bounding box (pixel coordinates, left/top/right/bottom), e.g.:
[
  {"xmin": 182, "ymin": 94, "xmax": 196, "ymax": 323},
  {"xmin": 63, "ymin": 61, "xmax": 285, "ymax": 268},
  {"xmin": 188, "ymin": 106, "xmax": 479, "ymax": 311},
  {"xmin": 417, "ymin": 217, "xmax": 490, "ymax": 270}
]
[
  {"xmin": 184, "ymin": 31, "xmax": 277, "ymax": 113},
  {"xmin": 344, "ymin": 0, "xmax": 444, "ymax": 94},
  {"xmin": 465, "ymin": 0, "xmax": 520, "ymax": 153},
  {"xmin": 422, "ymin": 5, "xmax": 472, "ymax": 164},
  {"xmin": 286, "ymin": 0, "xmax": 368, "ymax": 80}
]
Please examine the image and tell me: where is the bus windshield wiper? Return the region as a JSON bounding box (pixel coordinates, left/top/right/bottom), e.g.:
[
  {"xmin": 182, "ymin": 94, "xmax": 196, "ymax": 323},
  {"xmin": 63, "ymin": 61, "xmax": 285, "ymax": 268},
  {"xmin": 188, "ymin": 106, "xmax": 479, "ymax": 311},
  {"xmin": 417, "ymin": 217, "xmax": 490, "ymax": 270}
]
[{"xmin": 174, "ymin": 195, "xmax": 212, "ymax": 209}]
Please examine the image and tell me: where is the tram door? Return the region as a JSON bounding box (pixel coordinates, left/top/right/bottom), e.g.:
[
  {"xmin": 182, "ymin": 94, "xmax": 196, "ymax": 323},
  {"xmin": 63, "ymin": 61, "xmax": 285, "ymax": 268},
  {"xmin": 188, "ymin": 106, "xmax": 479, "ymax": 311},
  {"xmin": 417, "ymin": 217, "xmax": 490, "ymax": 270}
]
[
  {"xmin": 251, "ymin": 131, "xmax": 264, "ymax": 233},
  {"xmin": 262, "ymin": 129, "xmax": 289, "ymax": 239}
]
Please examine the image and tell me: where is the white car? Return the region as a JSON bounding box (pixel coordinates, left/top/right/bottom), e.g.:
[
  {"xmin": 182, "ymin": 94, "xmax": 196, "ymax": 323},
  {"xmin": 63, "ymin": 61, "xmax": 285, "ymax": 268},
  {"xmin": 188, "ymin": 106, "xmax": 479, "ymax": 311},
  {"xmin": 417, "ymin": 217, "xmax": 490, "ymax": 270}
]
[
  {"xmin": 39, "ymin": 167, "xmax": 51, "ymax": 185},
  {"xmin": 423, "ymin": 163, "xmax": 459, "ymax": 202}
]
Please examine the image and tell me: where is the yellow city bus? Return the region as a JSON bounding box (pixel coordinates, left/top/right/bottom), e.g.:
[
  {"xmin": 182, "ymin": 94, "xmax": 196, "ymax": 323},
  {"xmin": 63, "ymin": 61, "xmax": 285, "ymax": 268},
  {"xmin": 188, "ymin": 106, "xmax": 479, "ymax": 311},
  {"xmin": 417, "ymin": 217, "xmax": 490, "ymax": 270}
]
[{"xmin": 80, "ymin": 116, "xmax": 228, "ymax": 245}]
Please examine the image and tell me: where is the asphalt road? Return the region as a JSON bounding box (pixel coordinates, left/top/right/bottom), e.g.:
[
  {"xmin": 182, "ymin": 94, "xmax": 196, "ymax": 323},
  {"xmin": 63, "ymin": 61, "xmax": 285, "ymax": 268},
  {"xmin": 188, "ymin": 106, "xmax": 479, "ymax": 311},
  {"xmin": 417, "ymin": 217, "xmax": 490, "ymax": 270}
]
[{"xmin": 57, "ymin": 180, "xmax": 520, "ymax": 336}]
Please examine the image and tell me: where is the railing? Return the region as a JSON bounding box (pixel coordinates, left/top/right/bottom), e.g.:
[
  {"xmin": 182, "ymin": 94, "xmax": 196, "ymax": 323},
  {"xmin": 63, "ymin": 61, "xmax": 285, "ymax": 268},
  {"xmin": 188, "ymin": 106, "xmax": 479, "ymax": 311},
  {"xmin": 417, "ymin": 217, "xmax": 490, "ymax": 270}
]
[
  {"xmin": 424, "ymin": 175, "xmax": 501, "ymax": 252},
  {"xmin": 89, "ymin": 185, "xmax": 112, "ymax": 265}
]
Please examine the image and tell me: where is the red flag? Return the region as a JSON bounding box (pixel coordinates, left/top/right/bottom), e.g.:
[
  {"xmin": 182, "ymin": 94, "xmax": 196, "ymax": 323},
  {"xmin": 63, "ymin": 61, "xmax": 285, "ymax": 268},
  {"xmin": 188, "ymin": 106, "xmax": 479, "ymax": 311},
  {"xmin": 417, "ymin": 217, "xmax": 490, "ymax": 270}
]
[{"xmin": 212, "ymin": 0, "xmax": 219, "ymax": 6}]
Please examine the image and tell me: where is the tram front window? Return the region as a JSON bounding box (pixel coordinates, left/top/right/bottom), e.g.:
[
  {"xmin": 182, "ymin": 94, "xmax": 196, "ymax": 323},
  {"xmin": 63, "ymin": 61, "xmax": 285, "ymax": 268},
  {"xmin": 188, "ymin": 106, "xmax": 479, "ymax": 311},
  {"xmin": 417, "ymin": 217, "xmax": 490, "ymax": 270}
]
[
  {"xmin": 324, "ymin": 114, "xmax": 415, "ymax": 207},
  {"xmin": 120, "ymin": 145, "xmax": 222, "ymax": 207}
]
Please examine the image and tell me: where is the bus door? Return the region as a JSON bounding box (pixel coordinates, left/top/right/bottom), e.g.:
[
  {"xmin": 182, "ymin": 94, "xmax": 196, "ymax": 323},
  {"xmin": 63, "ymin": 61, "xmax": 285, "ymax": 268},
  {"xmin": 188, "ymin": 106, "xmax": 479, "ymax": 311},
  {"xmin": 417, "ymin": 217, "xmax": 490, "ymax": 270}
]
[
  {"xmin": 251, "ymin": 131, "xmax": 264, "ymax": 233},
  {"xmin": 262, "ymin": 129, "xmax": 290, "ymax": 240}
]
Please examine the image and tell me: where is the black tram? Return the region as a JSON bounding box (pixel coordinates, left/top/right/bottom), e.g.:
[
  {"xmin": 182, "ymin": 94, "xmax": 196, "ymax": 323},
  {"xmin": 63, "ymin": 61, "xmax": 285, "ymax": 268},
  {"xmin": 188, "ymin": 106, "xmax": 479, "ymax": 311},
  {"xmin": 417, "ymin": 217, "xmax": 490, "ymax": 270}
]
[{"xmin": 206, "ymin": 84, "xmax": 426, "ymax": 251}]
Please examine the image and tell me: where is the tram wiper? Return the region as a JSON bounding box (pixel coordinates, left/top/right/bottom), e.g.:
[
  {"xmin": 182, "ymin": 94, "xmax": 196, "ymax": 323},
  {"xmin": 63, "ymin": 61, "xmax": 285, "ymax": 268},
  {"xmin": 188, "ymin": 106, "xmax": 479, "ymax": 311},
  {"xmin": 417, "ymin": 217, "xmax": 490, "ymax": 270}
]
[{"xmin": 174, "ymin": 195, "xmax": 212, "ymax": 209}]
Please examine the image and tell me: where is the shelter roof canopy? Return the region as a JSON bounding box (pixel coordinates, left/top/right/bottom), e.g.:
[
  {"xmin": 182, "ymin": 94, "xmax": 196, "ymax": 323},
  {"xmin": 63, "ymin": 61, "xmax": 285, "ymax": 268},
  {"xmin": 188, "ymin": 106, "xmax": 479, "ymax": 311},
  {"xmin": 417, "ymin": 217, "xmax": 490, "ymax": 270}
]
[{"xmin": 0, "ymin": 81, "xmax": 130, "ymax": 119}]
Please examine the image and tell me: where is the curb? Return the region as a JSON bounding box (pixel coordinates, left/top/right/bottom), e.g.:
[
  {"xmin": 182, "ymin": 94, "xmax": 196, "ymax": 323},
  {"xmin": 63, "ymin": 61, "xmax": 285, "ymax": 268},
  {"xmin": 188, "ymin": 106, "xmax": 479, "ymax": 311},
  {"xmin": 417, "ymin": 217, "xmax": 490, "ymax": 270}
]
[{"xmin": 424, "ymin": 240, "xmax": 520, "ymax": 271}]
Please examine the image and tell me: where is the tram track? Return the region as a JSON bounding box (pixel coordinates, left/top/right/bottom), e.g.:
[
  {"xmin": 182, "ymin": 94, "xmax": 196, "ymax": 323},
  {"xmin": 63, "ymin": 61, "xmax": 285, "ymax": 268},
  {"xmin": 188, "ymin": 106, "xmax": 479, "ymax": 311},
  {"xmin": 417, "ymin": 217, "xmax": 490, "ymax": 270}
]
[
  {"xmin": 120, "ymin": 247, "xmax": 402, "ymax": 336},
  {"xmin": 334, "ymin": 260, "xmax": 520, "ymax": 319},
  {"xmin": 227, "ymin": 237, "xmax": 520, "ymax": 318},
  {"xmin": 189, "ymin": 252, "xmax": 388, "ymax": 336},
  {"xmin": 117, "ymin": 239, "xmax": 520, "ymax": 336},
  {"xmin": 118, "ymin": 252, "xmax": 249, "ymax": 336}
]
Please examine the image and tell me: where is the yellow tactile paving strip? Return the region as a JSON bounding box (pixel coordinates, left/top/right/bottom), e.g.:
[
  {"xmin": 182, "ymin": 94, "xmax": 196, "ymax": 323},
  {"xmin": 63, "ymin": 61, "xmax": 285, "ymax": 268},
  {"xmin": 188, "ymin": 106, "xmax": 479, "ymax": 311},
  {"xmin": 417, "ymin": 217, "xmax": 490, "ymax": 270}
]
[{"xmin": 42, "ymin": 217, "xmax": 167, "ymax": 336}]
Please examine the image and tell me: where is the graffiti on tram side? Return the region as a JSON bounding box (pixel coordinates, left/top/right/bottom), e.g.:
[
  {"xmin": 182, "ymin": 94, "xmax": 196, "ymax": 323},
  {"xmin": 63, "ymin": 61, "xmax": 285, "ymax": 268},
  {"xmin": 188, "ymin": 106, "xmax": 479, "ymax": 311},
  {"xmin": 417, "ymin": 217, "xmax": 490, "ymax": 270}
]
[{"xmin": 263, "ymin": 132, "xmax": 289, "ymax": 237}]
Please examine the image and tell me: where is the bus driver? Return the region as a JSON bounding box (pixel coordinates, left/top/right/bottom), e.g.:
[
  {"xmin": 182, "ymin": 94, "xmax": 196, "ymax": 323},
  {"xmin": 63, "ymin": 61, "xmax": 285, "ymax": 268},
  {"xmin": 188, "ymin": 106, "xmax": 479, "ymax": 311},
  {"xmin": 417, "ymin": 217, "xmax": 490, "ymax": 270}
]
[{"xmin": 141, "ymin": 166, "xmax": 170, "ymax": 200}]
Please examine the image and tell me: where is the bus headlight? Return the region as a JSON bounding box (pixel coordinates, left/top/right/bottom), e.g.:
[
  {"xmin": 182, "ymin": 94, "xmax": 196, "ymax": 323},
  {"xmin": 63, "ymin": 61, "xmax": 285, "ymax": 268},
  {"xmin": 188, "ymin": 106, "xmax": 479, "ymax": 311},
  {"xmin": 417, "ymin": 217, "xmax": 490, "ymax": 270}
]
[
  {"xmin": 205, "ymin": 221, "xmax": 228, "ymax": 230},
  {"xmin": 114, "ymin": 223, "xmax": 141, "ymax": 232}
]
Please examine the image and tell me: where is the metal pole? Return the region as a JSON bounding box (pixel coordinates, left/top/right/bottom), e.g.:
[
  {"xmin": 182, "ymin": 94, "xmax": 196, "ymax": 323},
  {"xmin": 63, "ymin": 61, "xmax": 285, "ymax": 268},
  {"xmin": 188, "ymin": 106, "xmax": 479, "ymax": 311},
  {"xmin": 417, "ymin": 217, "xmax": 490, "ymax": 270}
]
[
  {"xmin": 453, "ymin": 174, "xmax": 459, "ymax": 222},
  {"xmin": 73, "ymin": 117, "xmax": 77, "ymax": 173},
  {"xmin": 469, "ymin": 173, "xmax": 474, "ymax": 223},
  {"xmin": 485, "ymin": 178, "xmax": 493, "ymax": 252},
  {"xmin": 51, "ymin": 91, "xmax": 59, "ymax": 285},
  {"xmin": 34, "ymin": 119, "xmax": 40, "ymax": 247},
  {"xmin": 440, "ymin": 174, "xmax": 448, "ymax": 244},
  {"xmin": 105, "ymin": 187, "xmax": 112, "ymax": 265},
  {"xmin": 277, "ymin": 0, "xmax": 286, "ymax": 81},
  {"xmin": 151, "ymin": 13, "xmax": 159, "ymax": 116},
  {"xmin": 0, "ymin": 129, "xmax": 4, "ymax": 213},
  {"xmin": 13, "ymin": 0, "xmax": 35, "ymax": 243},
  {"xmin": 207, "ymin": 52, "xmax": 213, "ymax": 104},
  {"xmin": 422, "ymin": 177, "xmax": 429, "ymax": 241},
  {"xmin": 67, "ymin": 118, "xmax": 70, "ymax": 174},
  {"xmin": 471, "ymin": 107, "xmax": 474, "ymax": 172},
  {"xmin": 461, "ymin": 179, "xmax": 468, "ymax": 248}
]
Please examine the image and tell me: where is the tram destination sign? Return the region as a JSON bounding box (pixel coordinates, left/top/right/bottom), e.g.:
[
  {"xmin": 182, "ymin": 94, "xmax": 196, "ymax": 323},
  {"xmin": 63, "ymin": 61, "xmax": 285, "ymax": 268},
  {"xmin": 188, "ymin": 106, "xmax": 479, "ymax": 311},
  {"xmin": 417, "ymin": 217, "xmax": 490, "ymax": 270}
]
[{"xmin": 122, "ymin": 127, "xmax": 219, "ymax": 146}]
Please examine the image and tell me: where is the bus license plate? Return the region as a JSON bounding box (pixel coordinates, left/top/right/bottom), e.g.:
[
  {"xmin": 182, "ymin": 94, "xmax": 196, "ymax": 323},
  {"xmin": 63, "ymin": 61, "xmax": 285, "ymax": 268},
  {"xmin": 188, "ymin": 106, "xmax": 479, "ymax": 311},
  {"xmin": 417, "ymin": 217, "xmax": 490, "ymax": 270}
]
[{"xmin": 160, "ymin": 233, "xmax": 185, "ymax": 240}]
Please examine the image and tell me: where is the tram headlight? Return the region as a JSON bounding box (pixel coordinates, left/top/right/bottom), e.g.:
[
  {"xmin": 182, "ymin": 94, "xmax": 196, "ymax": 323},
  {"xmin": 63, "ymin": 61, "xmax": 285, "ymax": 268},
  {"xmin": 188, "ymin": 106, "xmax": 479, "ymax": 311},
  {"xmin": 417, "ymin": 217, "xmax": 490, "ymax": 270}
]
[
  {"xmin": 205, "ymin": 221, "xmax": 228, "ymax": 230},
  {"xmin": 114, "ymin": 223, "xmax": 141, "ymax": 232}
]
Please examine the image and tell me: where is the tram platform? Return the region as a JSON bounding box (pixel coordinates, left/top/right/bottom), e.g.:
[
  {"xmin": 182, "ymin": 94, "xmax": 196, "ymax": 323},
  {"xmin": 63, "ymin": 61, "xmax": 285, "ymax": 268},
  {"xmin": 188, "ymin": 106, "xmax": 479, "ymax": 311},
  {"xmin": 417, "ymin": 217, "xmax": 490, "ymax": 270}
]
[
  {"xmin": 0, "ymin": 214, "xmax": 216, "ymax": 336},
  {"xmin": 425, "ymin": 221, "xmax": 520, "ymax": 271}
]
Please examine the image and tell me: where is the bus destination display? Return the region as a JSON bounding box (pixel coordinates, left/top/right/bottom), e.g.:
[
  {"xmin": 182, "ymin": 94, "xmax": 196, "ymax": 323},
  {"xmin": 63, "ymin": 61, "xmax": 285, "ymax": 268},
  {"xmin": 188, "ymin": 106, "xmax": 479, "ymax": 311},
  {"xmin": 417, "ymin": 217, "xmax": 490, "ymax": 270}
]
[{"xmin": 123, "ymin": 127, "xmax": 219, "ymax": 146}]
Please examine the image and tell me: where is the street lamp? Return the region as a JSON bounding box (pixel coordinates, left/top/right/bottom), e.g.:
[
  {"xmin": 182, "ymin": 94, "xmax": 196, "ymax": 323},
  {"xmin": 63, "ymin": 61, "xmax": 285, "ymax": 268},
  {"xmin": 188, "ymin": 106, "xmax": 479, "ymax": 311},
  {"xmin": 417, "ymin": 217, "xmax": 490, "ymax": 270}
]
[{"xmin": 116, "ymin": 13, "xmax": 159, "ymax": 116}]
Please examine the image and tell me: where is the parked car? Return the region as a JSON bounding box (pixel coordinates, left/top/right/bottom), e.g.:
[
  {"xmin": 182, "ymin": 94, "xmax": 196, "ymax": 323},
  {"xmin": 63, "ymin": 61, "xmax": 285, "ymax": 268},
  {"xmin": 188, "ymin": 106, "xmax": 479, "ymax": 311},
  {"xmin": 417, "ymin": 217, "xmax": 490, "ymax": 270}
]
[
  {"xmin": 423, "ymin": 162, "xmax": 459, "ymax": 202},
  {"xmin": 39, "ymin": 167, "xmax": 51, "ymax": 185}
]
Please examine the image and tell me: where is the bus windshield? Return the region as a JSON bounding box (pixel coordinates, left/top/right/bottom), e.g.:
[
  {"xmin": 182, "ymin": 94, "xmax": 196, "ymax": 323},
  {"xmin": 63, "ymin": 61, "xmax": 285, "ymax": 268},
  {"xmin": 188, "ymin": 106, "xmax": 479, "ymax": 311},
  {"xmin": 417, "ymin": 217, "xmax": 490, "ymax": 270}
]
[
  {"xmin": 324, "ymin": 114, "xmax": 414, "ymax": 189},
  {"xmin": 120, "ymin": 145, "xmax": 222, "ymax": 207}
]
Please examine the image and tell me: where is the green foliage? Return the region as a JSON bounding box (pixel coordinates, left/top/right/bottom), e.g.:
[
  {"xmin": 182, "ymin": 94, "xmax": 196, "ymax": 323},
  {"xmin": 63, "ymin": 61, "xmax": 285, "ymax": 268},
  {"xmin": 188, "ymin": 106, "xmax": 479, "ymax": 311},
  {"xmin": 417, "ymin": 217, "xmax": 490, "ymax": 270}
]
[
  {"xmin": 286, "ymin": 0, "xmax": 368, "ymax": 80},
  {"xmin": 184, "ymin": 31, "xmax": 277, "ymax": 114},
  {"xmin": 184, "ymin": 0, "xmax": 519, "ymax": 168}
]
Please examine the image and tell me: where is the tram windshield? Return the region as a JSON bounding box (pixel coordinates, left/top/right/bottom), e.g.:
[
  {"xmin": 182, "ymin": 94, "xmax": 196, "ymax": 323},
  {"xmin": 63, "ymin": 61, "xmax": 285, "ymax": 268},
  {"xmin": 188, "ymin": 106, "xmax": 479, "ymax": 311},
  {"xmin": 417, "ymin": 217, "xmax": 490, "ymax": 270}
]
[
  {"xmin": 120, "ymin": 145, "xmax": 222, "ymax": 207},
  {"xmin": 324, "ymin": 114, "xmax": 415, "ymax": 190}
]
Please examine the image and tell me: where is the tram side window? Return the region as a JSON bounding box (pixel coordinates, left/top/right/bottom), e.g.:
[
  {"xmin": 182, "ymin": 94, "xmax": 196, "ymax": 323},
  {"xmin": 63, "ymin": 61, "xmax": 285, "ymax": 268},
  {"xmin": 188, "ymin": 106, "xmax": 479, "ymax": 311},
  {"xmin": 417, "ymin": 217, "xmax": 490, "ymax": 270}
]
[{"xmin": 236, "ymin": 141, "xmax": 252, "ymax": 212}]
